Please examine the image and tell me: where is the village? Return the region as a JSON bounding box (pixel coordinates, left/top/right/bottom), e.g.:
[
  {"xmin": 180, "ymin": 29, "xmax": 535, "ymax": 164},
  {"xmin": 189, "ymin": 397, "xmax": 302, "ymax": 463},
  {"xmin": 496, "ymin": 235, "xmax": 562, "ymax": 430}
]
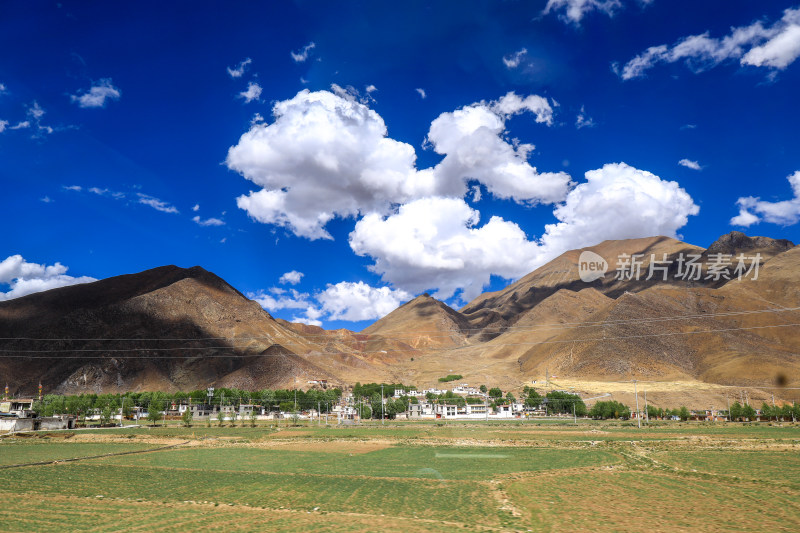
[{"xmin": 2, "ymin": 380, "xmax": 783, "ymax": 432}]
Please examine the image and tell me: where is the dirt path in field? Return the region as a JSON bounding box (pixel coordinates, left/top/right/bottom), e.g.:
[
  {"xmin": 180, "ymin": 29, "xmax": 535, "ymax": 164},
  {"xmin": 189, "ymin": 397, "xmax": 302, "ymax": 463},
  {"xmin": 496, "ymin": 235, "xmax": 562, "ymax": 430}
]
[{"xmin": 0, "ymin": 440, "xmax": 190, "ymax": 470}]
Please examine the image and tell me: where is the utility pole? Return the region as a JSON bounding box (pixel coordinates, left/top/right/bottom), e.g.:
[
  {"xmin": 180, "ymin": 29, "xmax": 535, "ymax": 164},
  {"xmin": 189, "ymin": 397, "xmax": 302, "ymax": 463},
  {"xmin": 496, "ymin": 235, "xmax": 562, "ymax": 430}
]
[
  {"xmin": 381, "ymin": 384, "xmax": 384, "ymax": 425},
  {"xmin": 726, "ymin": 396, "xmax": 730, "ymax": 422},
  {"xmin": 572, "ymin": 402, "xmax": 576, "ymax": 425},
  {"xmin": 643, "ymin": 389, "xmax": 649, "ymax": 425},
  {"xmin": 633, "ymin": 380, "xmax": 641, "ymax": 429}
]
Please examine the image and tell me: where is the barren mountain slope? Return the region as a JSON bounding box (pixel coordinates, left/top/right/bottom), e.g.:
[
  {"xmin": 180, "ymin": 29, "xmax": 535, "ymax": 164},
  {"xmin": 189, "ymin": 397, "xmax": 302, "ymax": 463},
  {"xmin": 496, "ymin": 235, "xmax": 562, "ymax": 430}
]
[
  {"xmin": 362, "ymin": 293, "xmax": 473, "ymax": 349},
  {"xmin": 0, "ymin": 266, "xmax": 339, "ymax": 394}
]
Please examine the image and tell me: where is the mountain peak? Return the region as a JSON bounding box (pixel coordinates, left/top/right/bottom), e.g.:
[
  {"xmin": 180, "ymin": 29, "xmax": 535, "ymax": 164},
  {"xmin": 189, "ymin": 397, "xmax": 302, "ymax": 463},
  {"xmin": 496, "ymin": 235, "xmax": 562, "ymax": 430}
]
[{"xmin": 707, "ymin": 231, "xmax": 794, "ymax": 257}]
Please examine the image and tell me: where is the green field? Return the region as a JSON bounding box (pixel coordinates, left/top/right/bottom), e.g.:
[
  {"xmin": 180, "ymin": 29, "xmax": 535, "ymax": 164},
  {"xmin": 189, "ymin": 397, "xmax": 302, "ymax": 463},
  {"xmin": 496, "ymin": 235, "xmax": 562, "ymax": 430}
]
[{"xmin": 1, "ymin": 421, "xmax": 799, "ymax": 531}]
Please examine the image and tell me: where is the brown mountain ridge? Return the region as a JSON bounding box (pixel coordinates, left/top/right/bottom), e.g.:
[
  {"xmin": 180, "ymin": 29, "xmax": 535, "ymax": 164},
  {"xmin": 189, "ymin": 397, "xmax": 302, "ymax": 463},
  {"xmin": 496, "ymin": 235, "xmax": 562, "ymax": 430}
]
[{"xmin": 0, "ymin": 232, "xmax": 797, "ymax": 395}]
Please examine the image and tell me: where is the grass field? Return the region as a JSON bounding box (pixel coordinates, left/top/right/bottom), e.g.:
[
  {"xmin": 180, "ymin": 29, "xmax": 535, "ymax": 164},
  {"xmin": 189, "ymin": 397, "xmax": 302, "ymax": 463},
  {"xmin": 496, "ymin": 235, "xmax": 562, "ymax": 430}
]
[{"xmin": 1, "ymin": 420, "xmax": 799, "ymax": 532}]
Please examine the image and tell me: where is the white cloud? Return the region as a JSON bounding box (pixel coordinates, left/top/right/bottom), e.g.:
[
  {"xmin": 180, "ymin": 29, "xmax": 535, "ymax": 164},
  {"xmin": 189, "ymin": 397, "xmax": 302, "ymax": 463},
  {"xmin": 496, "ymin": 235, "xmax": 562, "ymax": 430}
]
[
  {"xmin": 730, "ymin": 208, "xmax": 761, "ymax": 227},
  {"xmin": 0, "ymin": 83, "xmax": 6, "ymax": 93},
  {"xmin": 350, "ymin": 163, "xmax": 698, "ymax": 300},
  {"xmin": 0, "ymin": 255, "xmax": 96, "ymax": 301},
  {"xmin": 227, "ymin": 58, "xmax": 252, "ymax": 78},
  {"xmin": 250, "ymin": 280, "xmax": 408, "ymax": 324},
  {"xmin": 40, "ymin": 196, "xmax": 53, "ymax": 203},
  {"xmin": 620, "ymin": 7, "xmax": 800, "ymax": 79},
  {"xmin": 349, "ymin": 197, "xmax": 547, "ymax": 300},
  {"xmin": 365, "ymin": 84, "xmax": 377, "ymax": 93},
  {"xmin": 0, "ymin": 119, "xmax": 7, "ymax": 133},
  {"xmin": 227, "ymin": 89, "xmax": 570, "ymax": 239},
  {"xmin": 316, "ymin": 281, "xmax": 411, "ymax": 321},
  {"xmin": 678, "ymin": 158, "xmax": 702, "ymax": 170},
  {"xmin": 543, "ymin": 0, "xmax": 622, "ymax": 25},
  {"xmin": 575, "ymin": 106, "xmax": 596, "ymax": 129},
  {"xmin": 470, "ymin": 184, "xmax": 482, "ymax": 202},
  {"xmin": 10, "ymin": 121, "xmax": 30, "ymax": 130},
  {"xmin": 503, "ymin": 48, "xmax": 528, "ymax": 68},
  {"xmin": 279, "ymin": 270, "xmax": 304, "ymax": 285},
  {"xmin": 70, "ymin": 79, "xmax": 121, "ymax": 108},
  {"xmin": 731, "ymin": 171, "xmax": 800, "ymax": 226},
  {"xmin": 291, "ymin": 42, "xmax": 316, "ymax": 63},
  {"xmin": 192, "ymin": 204, "xmax": 200, "ymax": 212},
  {"xmin": 537, "ymin": 162, "xmax": 699, "ymax": 258},
  {"xmin": 239, "ymin": 82, "xmax": 262, "ymax": 103},
  {"xmin": 63, "ymin": 185, "xmax": 82, "ymax": 192},
  {"xmin": 425, "ymin": 92, "xmax": 570, "ymax": 205},
  {"xmin": 137, "ymin": 193, "xmax": 179, "ymax": 214},
  {"xmin": 27, "ymin": 101, "xmax": 45, "ymax": 119},
  {"xmin": 415, "ymin": 88, "xmax": 427, "ymax": 99},
  {"xmin": 192, "ymin": 215, "xmax": 225, "ymax": 226}
]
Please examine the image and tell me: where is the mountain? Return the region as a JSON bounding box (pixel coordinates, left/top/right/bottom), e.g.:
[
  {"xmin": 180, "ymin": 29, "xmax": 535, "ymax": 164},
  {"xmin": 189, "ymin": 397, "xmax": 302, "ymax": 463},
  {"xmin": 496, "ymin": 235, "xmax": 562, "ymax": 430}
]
[
  {"xmin": 457, "ymin": 233, "xmax": 799, "ymax": 386},
  {"xmin": 362, "ymin": 293, "xmax": 473, "ymax": 349},
  {"xmin": 1, "ymin": 232, "xmax": 796, "ymax": 396},
  {"xmin": 0, "ymin": 266, "xmax": 346, "ymax": 395}
]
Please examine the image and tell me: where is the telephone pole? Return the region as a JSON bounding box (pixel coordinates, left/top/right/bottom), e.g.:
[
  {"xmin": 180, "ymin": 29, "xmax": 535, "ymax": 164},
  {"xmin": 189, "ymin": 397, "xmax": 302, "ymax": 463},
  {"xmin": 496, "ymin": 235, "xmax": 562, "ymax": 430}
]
[
  {"xmin": 633, "ymin": 380, "xmax": 641, "ymax": 429},
  {"xmin": 381, "ymin": 384, "xmax": 384, "ymax": 425},
  {"xmin": 643, "ymin": 389, "xmax": 648, "ymax": 425}
]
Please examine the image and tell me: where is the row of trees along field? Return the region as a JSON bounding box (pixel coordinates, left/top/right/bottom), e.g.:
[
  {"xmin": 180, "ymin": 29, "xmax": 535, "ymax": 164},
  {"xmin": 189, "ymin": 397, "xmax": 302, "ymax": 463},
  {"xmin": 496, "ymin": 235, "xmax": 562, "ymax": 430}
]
[{"xmin": 32, "ymin": 387, "xmax": 343, "ymax": 420}]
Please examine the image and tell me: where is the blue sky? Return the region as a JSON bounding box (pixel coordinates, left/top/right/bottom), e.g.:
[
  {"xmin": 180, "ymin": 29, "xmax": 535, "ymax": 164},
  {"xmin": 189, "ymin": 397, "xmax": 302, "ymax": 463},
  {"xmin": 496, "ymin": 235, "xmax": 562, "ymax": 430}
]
[{"xmin": 2, "ymin": 1, "xmax": 800, "ymax": 329}]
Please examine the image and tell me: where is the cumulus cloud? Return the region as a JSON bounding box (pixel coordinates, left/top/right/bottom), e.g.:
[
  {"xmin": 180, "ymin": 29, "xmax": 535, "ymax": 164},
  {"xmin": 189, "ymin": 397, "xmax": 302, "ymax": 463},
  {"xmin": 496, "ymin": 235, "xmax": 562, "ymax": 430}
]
[
  {"xmin": 70, "ymin": 79, "xmax": 121, "ymax": 108},
  {"xmin": 415, "ymin": 88, "xmax": 427, "ymax": 99},
  {"xmin": 620, "ymin": 7, "xmax": 800, "ymax": 79},
  {"xmin": 537, "ymin": 162, "xmax": 700, "ymax": 258},
  {"xmin": 227, "ymin": 58, "xmax": 252, "ymax": 78},
  {"xmin": 239, "ymin": 82, "xmax": 262, "ymax": 103},
  {"xmin": 279, "ymin": 270, "xmax": 304, "ymax": 285},
  {"xmin": 0, "ymin": 119, "xmax": 7, "ymax": 133},
  {"xmin": 350, "ymin": 163, "xmax": 698, "ymax": 300},
  {"xmin": 137, "ymin": 193, "xmax": 179, "ymax": 214},
  {"xmin": 731, "ymin": 171, "xmax": 800, "ymax": 226},
  {"xmin": 316, "ymin": 281, "xmax": 411, "ymax": 321},
  {"xmin": 192, "ymin": 204, "xmax": 200, "ymax": 212},
  {"xmin": 290, "ymin": 42, "xmax": 316, "ymax": 63},
  {"xmin": 192, "ymin": 215, "xmax": 224, "ymax": 226},
  {"xmin": 678, "ymin": 159, "xmax": 702, "ymax": 170},
  {"xmin": 249, "ymin": 280, "xmax": 409, "ymax": 324},
  {"xmin": 0, "ymin": 255, "xmax": 96, "ymax": 301},
  {"xmin": 227, "ymin": 89, "xmax": 569, "ymax": 239},
  {"xmin": 503, "ymin": 48, "xmax": 528, "ymax": 68},
  {"xmin": 543, "ymin": 0, "xmax": 622, "ymax": 25},
  {"xmin": 349, "ymin": 197, "xmax": 547, "ymax": 300}
]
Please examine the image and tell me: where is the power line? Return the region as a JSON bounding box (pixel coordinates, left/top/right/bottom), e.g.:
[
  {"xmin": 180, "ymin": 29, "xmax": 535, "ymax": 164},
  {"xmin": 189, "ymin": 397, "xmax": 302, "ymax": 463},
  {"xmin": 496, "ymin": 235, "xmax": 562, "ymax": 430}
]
[
  {"xmin": 0, "ymin": 305, "xmax": 797, "ymax": 344},
  {"xmin": 1, "ymin": 322, "xmax": 798, "ymax": 357}
]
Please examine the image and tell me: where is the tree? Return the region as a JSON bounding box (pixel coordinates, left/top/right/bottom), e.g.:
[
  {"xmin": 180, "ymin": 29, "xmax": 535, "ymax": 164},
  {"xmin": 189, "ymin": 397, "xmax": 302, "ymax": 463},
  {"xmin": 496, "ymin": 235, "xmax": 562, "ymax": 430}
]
[
  {"xmin": 488, "ymin": 388, "xmax": 503, "ymax": 399},
  {"xmin": 479, "ymin": 385, "xmax": 487, "ymax": 394},
  {"xmin": 525, "ymin": 389, "xmax": 543, "ymax": 409},
  {"xmin": 357, "ymin": 403, "xmax": 372, "ymax": 420},
  {"xmin": 589, "ymin": 400, "xmax": 631, "ymax": 420},
  {"xmin": 100, "ymin": 406, "xmax": 113, "ymax": 426},
  {"xmin": 729, "ymin": 401, "xmax": 743, "ymax": 421},
  {"xmin": 506, "ymin": 392, "xmax": 516, "ymax": 404},
  {"xmin": 147, "ymin": 398, "xmax": 164, "ymax": 427},
  {"xmin": 249, "ymin": 410, "xmax": 258, "ymax": 427},
  {"xmin": 181, "ymin": 408, "xmax": 193, "ymax": 427},
  {"xmin": 217, "ymin": 409, "xmax": 225, "ymax": 427},
  {"xmin": 742, "ymin": 403, "xmax": 757, "ymax": 421},
  {"xmin": 678, "ymin": 406, "xmax": 690, "ymax": 421},
  {"xmin": 760, "ymin": 402, "xmax": 773, "ymax": 421},
  {"xmin": 230, "ymin": 410, "xmax": 239, "ymax": 427}
]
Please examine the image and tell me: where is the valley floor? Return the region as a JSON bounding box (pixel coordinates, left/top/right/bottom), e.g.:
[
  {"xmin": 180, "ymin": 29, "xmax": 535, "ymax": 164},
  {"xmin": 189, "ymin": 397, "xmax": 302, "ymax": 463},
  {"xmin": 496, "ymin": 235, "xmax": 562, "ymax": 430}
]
[{"xmin": 1, "ymin": 420, "xmax": 799, "ymax": 531}]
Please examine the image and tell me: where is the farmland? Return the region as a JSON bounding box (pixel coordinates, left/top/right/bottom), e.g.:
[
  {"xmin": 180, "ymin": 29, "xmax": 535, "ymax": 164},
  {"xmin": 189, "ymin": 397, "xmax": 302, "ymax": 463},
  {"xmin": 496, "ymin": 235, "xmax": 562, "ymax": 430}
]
[{"xmin": 1, "ymin": 421, "xmax": 799, "ymax": 531}]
